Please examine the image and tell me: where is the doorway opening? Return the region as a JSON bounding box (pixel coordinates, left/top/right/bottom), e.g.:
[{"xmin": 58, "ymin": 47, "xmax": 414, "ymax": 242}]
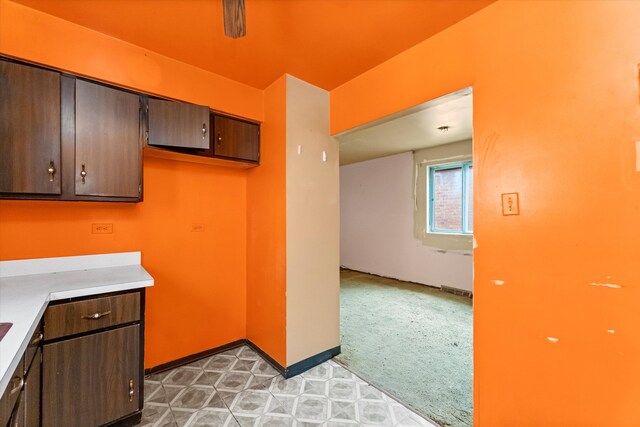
[{"xmin": 335, "ymin": 88, "xmax": 474, "ymax": 427}]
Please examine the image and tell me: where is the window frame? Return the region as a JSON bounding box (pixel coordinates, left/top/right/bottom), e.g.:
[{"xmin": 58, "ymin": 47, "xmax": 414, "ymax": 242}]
[{"xmin": 428, "ymin": 161, "xmax": 473, "ymax": 235}]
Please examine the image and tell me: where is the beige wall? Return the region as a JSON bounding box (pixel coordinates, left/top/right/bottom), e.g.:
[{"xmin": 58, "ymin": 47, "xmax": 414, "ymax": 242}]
[
  {"xmin": 285, "ymin": 75, "xmax": 340, "ymax": 366},
  {"xmin": 414, "ymin": 140, "xmax": 473, "ymax": 251}
]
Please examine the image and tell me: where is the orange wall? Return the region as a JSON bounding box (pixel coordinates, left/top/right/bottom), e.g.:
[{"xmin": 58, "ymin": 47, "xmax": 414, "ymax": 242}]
[
  {"xmin": 245, "ymin": 75, "xmax": 288, "ymax": 366},
  {"xmin": 0, "ymin": 0, "xmax": 262, "ymax": 368},
  {"xmin": 332, "ymin": 1, "xmax": 640, "ymax": 425}
]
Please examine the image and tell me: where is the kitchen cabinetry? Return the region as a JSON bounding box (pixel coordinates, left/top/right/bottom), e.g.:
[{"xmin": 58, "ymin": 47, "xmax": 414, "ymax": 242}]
[
  {"xmin": 0, "ymin": 323, "xmax": 43, "ymax": 427},
  {"xmin": 0, "ymin": 60, "xmax": 61, "ymax": 195},
  {"xmin": 213, "ymin": 114, "xmax": 260, "ymax": 162},
  {"xmin": 42, "ymin": 290, "xmax": 143, "ymax": 427},
  {"xmin": 0, "ymin": 357, "xmax": 23, "ymax": 427},
  {"xmin": 0, "ymin": 58, "xmax": 143, "ymax": 202},
  {"xmin": 148, "ymin": 97, "xmax": 210, "ymax": 149},
  {"xmin": 74, "ymin": 79, "xmax": 142, "ymax": 198}
]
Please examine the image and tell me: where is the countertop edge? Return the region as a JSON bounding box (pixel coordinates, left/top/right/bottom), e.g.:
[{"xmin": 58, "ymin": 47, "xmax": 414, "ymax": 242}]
[{"xmin": 0, "ymin": 265, "xmax": 154, "ymax": 397}]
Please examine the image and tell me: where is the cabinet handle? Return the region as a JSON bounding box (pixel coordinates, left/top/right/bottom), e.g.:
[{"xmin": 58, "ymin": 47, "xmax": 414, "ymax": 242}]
[
  {"xmin": 31, "ymin": 332, "xmax": 43, "ymax": 345},
  {"xmin": 81, "ymin": 310, "xmax": 111, "ymax": 320},
  {"xmin": 202, "ymin": 123, "xmax": 207, "ymax": 139},
  {"xmin": 217, "ymin": 133, "xmax": 222, "ymax": 147},
  {"xmin": 9, "ymin": 376, "xmax": 23, "ymax": 395},
  {"xmin": 129, "ymin": 379, "xmax": 134, "ymax": 402},
  {"xmin": 80, "ymin": 164, "xmax": 87, "ymax": 184},
  {"xmin": 47, "ymin": 161, "xmax": 56, "ymax": 182}
]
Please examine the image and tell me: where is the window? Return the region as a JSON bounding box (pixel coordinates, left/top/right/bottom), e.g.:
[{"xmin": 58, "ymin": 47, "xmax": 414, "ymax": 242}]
[{"xmin": 428, "ymin": 161, "xmax": 473, "ymax": 234}]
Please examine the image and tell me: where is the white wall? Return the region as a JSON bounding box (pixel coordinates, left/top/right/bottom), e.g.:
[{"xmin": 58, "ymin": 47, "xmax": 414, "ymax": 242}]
[
  {"xmin": 286, "ymin": 75, "xmax": 340, "ymax": 365},
  {"xmin": 340, "ymin": 151, "xmax": 473, "ymax": 292}
]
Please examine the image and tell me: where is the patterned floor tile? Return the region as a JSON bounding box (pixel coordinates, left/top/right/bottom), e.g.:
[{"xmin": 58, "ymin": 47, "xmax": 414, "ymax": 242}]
[
  {"xmin": 232, "ymin": 358, "xmax": 258, "ymax": 373},
  {"xmin": 145, "ymin": 381, "xmax": 164, "ymax": 402},
  {"xmin": 163, "ymin": 367, "xmax": 204, "ymax": 387},
  {"xmin": 141, "ymin": 350, "xmax": 435, "ymax": 427},
  {"xmin": 357, "ymin": 400, "xmax": 395, "ymax": 426},
  {"xmin": 171, "ymin": 409, "xmax": 196, "ymax": 427},
  {"xmin": 236, "ymin": 346, "xmax": 261, "ymax": 361},
  {"xmin": 203, "ymin": 354, "xmax": 238, "ymax": 372},
  {"xmin": 268, "ymin": 376, "xmax": 305, "ymax": 397},
  {"xmin": 329, "ymin": 401, "xmax": 358, "ymax": 422},
  {"xmin": 170, "ymin": 385, "xmax": 218, "ymax": 411},
  {"xmin": 185, "ymin": 408, "xmax": 239, "ymax": 427},
  {"xmin": 293, "ymin": 395, "xmax": 330, "ymax": 423},
  {"xmin": 390, "ymin": 404, "xmax": 437, "ymax": 427},
  {"xmin": 252, "ymin": 360, "xmax": 280, "ymax": 379},
  {"xmin": 139, "ymin": 403, "xmax": 172, "ymax": 427},
  {"xmin": 327, "ymin": 379, "xmax": 359, "ymax": 401},
  {"xmin": 300, "ymin": 364, "xmax": 331, "ymax": 381},
  {"xmin": 325, "ymin": 421, "xmax": 360, "ymax": 427}
]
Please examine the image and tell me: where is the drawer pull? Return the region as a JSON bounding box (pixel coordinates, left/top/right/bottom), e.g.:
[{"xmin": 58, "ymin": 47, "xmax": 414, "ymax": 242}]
[
  {"xmin": 82, "ymin": 310, "xmax": 111, "ymax": 320},
  {"xmin": 9, "ymin": 377, "xmax": 23, "ymax": 395},
  {"xmin": 31, "ymin": 332, "xmax": 44, "ymax": 345}
]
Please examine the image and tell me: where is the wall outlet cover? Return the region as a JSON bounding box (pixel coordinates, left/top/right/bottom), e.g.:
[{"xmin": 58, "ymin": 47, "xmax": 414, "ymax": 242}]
[
  {"xmin": 501, "ymin": 193, "xmax": 520, "ymax": 216},
  {"xmin": 92, "ymin": 223, "xmax": 113, "ymax": 234}
]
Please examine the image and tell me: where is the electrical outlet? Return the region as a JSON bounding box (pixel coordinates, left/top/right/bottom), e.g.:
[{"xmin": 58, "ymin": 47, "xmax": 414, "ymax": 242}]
[
  {"xmin": 92, "ymin": 223, "xmax": 113, "ymax": 234},
  {"xmin": 501, "ymin": 193, "xmax": 520, "ymax": 216},
  {"xmin": 191, "ymin": 223, "xmax": 205, "ymax": 232}
]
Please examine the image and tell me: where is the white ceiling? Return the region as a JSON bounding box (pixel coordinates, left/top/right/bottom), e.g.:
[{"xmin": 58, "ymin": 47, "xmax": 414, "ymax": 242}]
[{"xmin": 336, "ymin": 88, "xmax": 473, "ymax": 165}]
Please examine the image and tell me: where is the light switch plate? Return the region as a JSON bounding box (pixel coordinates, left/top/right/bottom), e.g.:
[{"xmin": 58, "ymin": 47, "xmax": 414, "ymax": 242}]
[{"xmin": 501, "ymin": 193, "xmax": 520, "ymax": 216}]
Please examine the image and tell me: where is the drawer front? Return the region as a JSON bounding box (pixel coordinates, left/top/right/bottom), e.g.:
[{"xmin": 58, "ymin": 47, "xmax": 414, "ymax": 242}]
[
  {"xmin": 24, "ymin": 322, "xmax": 43, "ymax": 375},
  {"xmin": 44, "ymin": 292, "xmax": 140, "ymax": 340},
  {"xmin": 0, "ymin": 356, "xmax": 24, "ymax": 427}
]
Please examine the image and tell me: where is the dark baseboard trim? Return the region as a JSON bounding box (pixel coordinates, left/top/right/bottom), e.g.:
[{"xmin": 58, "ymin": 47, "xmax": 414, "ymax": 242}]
[
  {"xmin": 441, "ymin": 285, "xmax": 473, "ymax": 298},
  {"xmin": 145, "ymin": 339, "xmax": 246, "ymax": 376},
  {"xmin": 145, "ymin": 339, "xmax": 341, "ymax": 379},
  {"xmin": 244, "ymin": 339, "xmax": 286, "ymax": 376},
  {"xmin": 282, "ymin": 345, "xmax": 341, "ymax": 378},
  {"xmin": 341, "ymin": 267, "xmax": 473, "ymax": 298}
]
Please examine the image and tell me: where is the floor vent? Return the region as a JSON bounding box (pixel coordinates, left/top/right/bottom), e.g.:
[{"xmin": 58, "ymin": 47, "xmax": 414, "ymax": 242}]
[{"xmin": 441, "ymin": 285, "xmax": 473, "ymax": 298}]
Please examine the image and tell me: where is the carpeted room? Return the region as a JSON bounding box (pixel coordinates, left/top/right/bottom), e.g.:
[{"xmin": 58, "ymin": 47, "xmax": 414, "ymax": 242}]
[{"xmin": 337, "ymin": 91, "xmax": 474, "ymax": 427}]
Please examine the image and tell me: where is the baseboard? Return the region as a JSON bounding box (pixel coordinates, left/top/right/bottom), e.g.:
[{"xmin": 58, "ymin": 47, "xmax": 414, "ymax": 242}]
[
  {"xmin": 342, "ymin": 267, "xmax": 473, "ymax": 298},
  {"xmin": 145, "ymin": 339, "xmax": 246, "ymax": 375},
  {"xmin": 145, "ymin": 339, "xmax": 340, "ymax": 379},
  {"xmin": 282, "ymin": 345, "xmax": 341, "ymax": 378},
  {"xmin": 441, "ymin": 285, "xmax": 473, "ymax": 298}
]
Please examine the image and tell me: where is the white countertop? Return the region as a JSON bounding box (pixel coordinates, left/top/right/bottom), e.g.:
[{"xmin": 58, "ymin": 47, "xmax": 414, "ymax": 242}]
[{"xmin": 0, "ymin": 252, "xmax": 154, "ymax": 396}]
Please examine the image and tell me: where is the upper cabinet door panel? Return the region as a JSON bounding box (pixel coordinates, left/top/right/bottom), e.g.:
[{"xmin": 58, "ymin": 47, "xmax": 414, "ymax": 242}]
[
  {"xmin": 0, "ymin": 61, "xmax": 61, "ymax": 194},
  {"xmin": 148, "ymin": 98, "xmax": 210, "ymax": 149},
  {"xmin": 214, "ymin": 115, "xmax": 259, "ymax": 162},
  {"xmin": 75, "ymin": 80, "xmax": 141, "ymax": 198}
]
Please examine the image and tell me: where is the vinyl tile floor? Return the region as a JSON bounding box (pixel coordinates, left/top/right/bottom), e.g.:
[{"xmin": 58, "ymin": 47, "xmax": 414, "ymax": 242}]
[{"xmin": 138, "ymin": 345, "xmax": 438, "ymax": 427}]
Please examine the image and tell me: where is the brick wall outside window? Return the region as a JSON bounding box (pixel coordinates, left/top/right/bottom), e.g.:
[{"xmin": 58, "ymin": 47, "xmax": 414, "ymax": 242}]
[{"xmin": 433, "ymin": 167, "xmax": 463, "ymax": 231}]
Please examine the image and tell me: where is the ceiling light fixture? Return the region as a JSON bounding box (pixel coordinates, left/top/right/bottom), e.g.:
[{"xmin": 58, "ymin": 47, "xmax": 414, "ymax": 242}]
[
  {"xmin": 223, "ymin": 0, "xmax": 246, "ymax": 39},
  {"xmin": 437, "ymin": 125, "xmax": 450, "ymax": 133}
]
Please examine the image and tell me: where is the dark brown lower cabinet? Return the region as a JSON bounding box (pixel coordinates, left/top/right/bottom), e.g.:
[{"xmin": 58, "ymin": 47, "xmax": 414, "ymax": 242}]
[
  {"xmin": 23, "ymin": 347, "xmax": 41, "ymax": 427},
  {"xmin": 42, "ymin": 325, "xmax": 140, "ymax": 427}
]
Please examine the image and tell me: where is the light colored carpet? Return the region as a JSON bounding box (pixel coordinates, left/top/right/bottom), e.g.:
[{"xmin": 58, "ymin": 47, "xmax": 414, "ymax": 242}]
[{"xmin": 335, "ymin": 269, "xmax": 473, "ymax": 427}]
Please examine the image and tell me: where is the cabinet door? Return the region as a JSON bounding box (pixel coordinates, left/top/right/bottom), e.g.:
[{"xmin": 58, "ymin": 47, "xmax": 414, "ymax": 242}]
[
  {"xmin": 148, "ymin": 98, "xmax": 210, "ymax": 149},
  {"xmin": 23, "ymin": 348, "xmax": 40, "ymax": 427},
  {"xmin": 75, "ymin": 80, "xmax": 141, "ymax": 198},
  {"xmin": 214, "ymin": 115, "xmax": 259, "ymax": 162},
  {"xmin": 0, "ymin": 61, "xmax": 61, "ymax": 194},
  {"xmin": 42, "ymin": 325, "xmax": 139, "ymax": 427}
]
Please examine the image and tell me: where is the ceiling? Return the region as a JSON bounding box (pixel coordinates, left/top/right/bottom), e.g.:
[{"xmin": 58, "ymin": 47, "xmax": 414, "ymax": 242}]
[
  {"xmin": 11, "ymin": 0, "xmax": 494, "ymax": 90},
  {"xmin": 336, "ymin": 88, "xmax": 472, "ymax": 165}
]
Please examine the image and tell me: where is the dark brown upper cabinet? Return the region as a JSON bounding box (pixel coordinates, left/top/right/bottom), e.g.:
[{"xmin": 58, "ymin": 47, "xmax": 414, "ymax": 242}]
[
  {"xmin": 148, "ymin": 97, "xmax": 210, "ymax": 149},
  {"xmin": 213, "ymin": 114, "xmax": 260, "ymax": 162},
  {"xmin": 0, "ymin": 60, "xmax": 61, "ymax": 195},
  {"xmin": 74, "ymin": 79, "xmax": 141, "ymax": 198},
  {"xmin": 0, "ymin": 58, "xmax": 143, "ymax": 202}
]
